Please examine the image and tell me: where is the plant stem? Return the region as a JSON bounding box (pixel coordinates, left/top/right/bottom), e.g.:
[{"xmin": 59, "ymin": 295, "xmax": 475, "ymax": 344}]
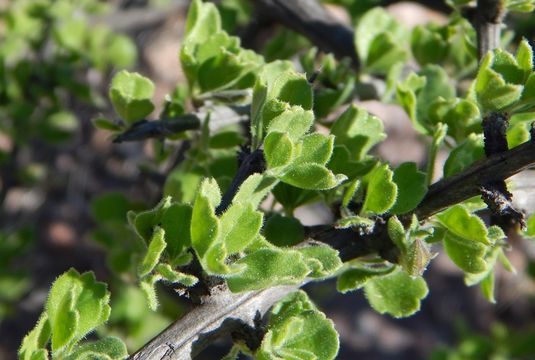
[{"xmin": 475, "ymin": 0, "xmax": 506, "ymax": 59}]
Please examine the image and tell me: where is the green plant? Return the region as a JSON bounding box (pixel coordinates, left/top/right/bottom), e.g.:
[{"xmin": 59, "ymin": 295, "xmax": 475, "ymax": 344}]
[
  {"xmin": 0, "ymin": 0, "xmax": 136, "ymax": 204},
  {"xmin": 19, "ymin": 0, "xmax": 535, "ymax": 359}
]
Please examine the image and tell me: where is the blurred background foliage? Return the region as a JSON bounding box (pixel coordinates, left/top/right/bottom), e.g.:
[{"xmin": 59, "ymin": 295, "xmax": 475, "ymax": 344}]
[{"xmin": 2, "ymin": 0, "xmax": 535, "ymax": 358}]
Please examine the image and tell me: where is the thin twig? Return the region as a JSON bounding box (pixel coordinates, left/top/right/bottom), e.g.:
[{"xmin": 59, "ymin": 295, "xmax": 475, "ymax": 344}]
[
  {"xmin": 252, "ymin": 0, "xmax": 359, "ymax": 67},
  {"xmin": 475, "ymin": 0, "xmax": 506, "ymax": 59}
]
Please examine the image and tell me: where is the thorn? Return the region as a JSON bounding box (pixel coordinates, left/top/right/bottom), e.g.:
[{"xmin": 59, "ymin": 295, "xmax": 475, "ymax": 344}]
[{"xmin": 307, "ymin": 65, "xmax": 323, "ymax": 84}]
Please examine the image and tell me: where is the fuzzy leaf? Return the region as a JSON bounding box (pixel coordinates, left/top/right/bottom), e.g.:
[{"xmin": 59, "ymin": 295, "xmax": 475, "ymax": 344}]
[
  {"xmin": 191, "ymin": 178, "xmax": 221, "ymax": 258},
  {"xmin": 19, "ymin": 314, "xmax": 51, "ymax": 360},
  {"xmin": 264, "ymin": 214, "xmax": 304, "ymax": 247},
  {"xmin": 336, "ymin": 215, "xmax": 375, "ymax": 230},
  {"xmin": 297, "ymin": 245, "xmax": 342, "ymax": 278},
  {"xmin": 160, "ymin": 203, "xmax": 192, "ymax": 261},
  {"xmin": 155, "ymin": 264, "xmax": 198, "ymax": 286},
  {"xmin": 388, "ymin": 216, "xmax": 409, "ymax": 252},
  {"xmin": 131, "ymin": 197, "xmax": 172, "ymax": 243},
  {"xmin": 475, "ymin": 52, "xmax": 523, "ymax": 112},
  {"xmin": 364, "ymin": 269, "xmax": 428, "ymax": 318},
  {"xmin": 45, "ymin": 269, "xmax": 111, "ymax": 351},
  {"xmin": 436, "ymin": 205, "xmax": 490, "ymax": 245},
  {"xmin": 330, "ymin": 105, "xmax": 386, "ymax": 160},
  {"xmin": 219, "ymin": 203, "xmax": 263, "ymax": 253},
  {"xmin": 258, "ymin": 291, "xmax": 339, "ymax": 360},
  {"xmin": 442, "ymin": 232, "xmax": 488, "ymax": 274},
  {"xmin": 428, "ymin": 98, "xmax": 480, "ymax": 141},
  {"xmin": 390, "ymin": 162, "xmax": 427, "ymax": 214},
  {"xmin": 443, "ymin": 133, "xmax": 484, "ymax": 177},
  {"xmin": 296, "ymin": 134, "xmax": 334, "ymax": 165},
  {"xmin": 63, "ymin": 337, "xmax": 128, "ymax": 360},
  {"xmin": 402, "ymin": 238, "xmax": 435, "ymax": 277},
  {"xmin": 396, "ymin": 73, "xmax": 427, "ymax": 134},
  {"xmin": 138, "ymin": 227, "xmax": 167, "ymax": 278},
  {"xmin": 109, "ymin": 71, "xmax": 155, "ymax": 123},
  {"xmin": 279, "ymin": 163, "xmax": 346, "ymax": 190},
  {"xmin": 269, "ymin": 71, "xmax": 313, "ymax": 110},
  {"xmin": 337, "ymin": 266, "xmax": 393, "ymax": 293},
  {"xmin": 362, "ymin": 164, "xmax": 398, "ymax": 214},
  {"xmin": 233, "ymin": 174, "xmax": 278, "ymax": 209},
  {"xmin": 267, "ymin": 107, "xmax": 314, "ymax": 142},
  {"xmin": 140, "ymin": 275, "xmax": 159, "ymax": 311},
  {"xmin": 227, "ymin": 248, "xmax": 309, "ymax": 292},
  {"xmin": 184, "ymin": 0, "xmax": 221, "ymax": 46},
  {"xmin": 264, "ymin": 131, "xmax": 294, "ymax": 168},
  {"xmin": 411, "ymin": 24, "xmax": 449, "ymax": 66},
  {"xmin": 356, "ymin": 7, "xmax": 408, "ymax": 74}
]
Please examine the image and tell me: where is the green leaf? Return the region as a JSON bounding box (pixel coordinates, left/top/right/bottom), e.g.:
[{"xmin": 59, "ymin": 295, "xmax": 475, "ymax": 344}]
[
  {"xmin": 396, "ymin": 73, "xmax": 427, "ymax": 134},
  {"xmin": 197, "ymin": 49, "xmax": 261, "ymax": 92},
  {"xmin": 428, "ymin": 98, "xmax": 480, "ymax": 141},
  {"xmin": 109, "ymin": 70, "xmax": 155, "ymax": 123},
  {"xmin": 92, "ymin": 117, "xmax": 123, "ymax": 131},
  {"xmin": 209, "ymin": 131, "xmax": 245, "ymax": 149},
  {"xmin": 63, "ymin": 337, "xmax": 128, "ymax": 360},
  {"xmin": 258, "ymin": 291, "xmax": 339, "ymax": 360},
  {"xmin": 45, "ymin": 269, "xmax": 111, "ymax": 350},
  {"xmin": 330, "ymin": 105, "xmax": 386, "ymax": 160},
  {"xmin": 264, "ymin": 131, "xmax": 294, "ymax": 168},
  {"xmin": 53, "ymin": 19, "xmax": 87, "ymax": 51},
  {"xmin": 337, "ymin": 265, "xmax": 393, "ymax": 293},
  {"xmin": 184, "ymin": 0, "xmax": 222, "ymax": 47},
  {"xmin": 411, "ymin": 24, "xmax": 449, "ymax": 66},
  {"xmin": 39, "ymin": 111, "xmax": 79, "ymax": 144},
  {"xmin": 475, "ymin": 52, "xmax": 524, "ymax": 113},
  {"xmin": 131, "ymin": 197, "xmax": 172, "ymax": 243},
  {"xmin": 51, "ymin": 289, "xmax": 78, "ymax": 351},
  {"xmin": 442, "ymin": 232, "xmax": 488, "ymax": 273},
  {"xmin": 279, "ymin": 163, "xmax": 346, "ymax": 190},
  {"xmin": 191, "ymin": 178, "xmax": 221, "ymax": 258},
  {"xmin": 364, "ymin": 269, "xmax": 428, "ymax": 318},
  {"xmin": 106, "ymin": 34, "xmax": 137, "ymax": 69},
  {"xmin": 264, "ymin": 214, "xmax": 304, "ymax": 247},
  {"xmin": 160, "ymin": 203, "xmax": 192, "ymax": 260},
  {"xmin": 443, "ymin": 133, "xmax": 484, "ymax": 177},
  {"xmin": 480, "ymin": 271, "xmax": 496, "ymax": 303},
  {"xmin": 164, "ymin": 170, "xmax": 203, "ymax": 203},
  {"xmin": 336, "ymin": 215, "xmax": 374, "ymax": 230},
  {"xmin": 436, "ymin": 205, "xmax": 490, "ymax": 245},
  {"xmin": 138, "ymin": 227, "xmax": 167, "ymax": 277},
  {"xmin": 267, "ymin": 106, "xmax": 314, "ymax": 142},
  {"xmin": 219, "ymin": 202, "xmax": 263, "ymax": 253},
  {"xmin": 388, "ymin": 216, "xmax": 409, "ymax": 252},
  {"xmin": 356, "ymin": 7, "xmax": 408, "ymax": 74},
  {"xmin": 227, "ymin": 248, "xmax": 309, "ymax": 292},
  {"xmin": 507, "ymin": 121, "xmax": 530, "ymax": 148},
  {"xmin": 390, "ymin": 162, "xmax": 427, "ymax": 214},
  {"xmin": 269, "ymin": 70, "xmax": 313, "ymax": 110},
  {"xmin": 515, "ymin": 38, "xmax": 533, "ymax": 73},
  {"xmin": 233, "ymin": 174, "xmax": 278, "ymax": 209},
  {"xmin": 296, "ymin": 134, "xmax": 334, "ymax": 166},
  {"xmin": 402, "ymin": 238, "xmax": 435, "ymax": 277},
  {"xmin": 19, "ymin": 314, "xmax": 51, "ymax": 360},
  {"xmin": 526, "ymin": 213, "xmax": 535, "ymax": 237},
  {"xmin": 140, "ymin": 275, "xmax": 159, "ymax": 311},
  {"xmin": 361, "ymin": 164, "xmax": 398, "ymax": 214},
  {"xmin": 297, "ymin": 245, "xmax": 342, "ymax": 278},
  {"xmin": 155, "ymin": 264, "xmax": 198, "ymax": 286}
]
